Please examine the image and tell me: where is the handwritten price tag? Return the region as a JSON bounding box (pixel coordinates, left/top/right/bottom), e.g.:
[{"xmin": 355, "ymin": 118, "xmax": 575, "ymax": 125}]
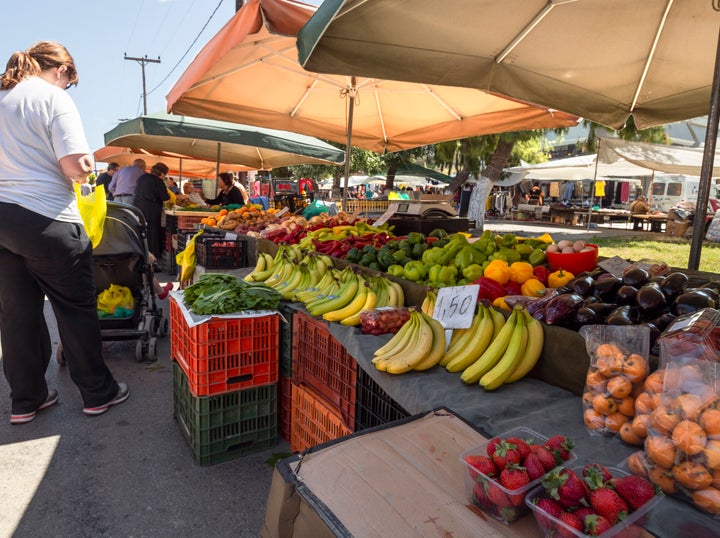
[
  {"xmin": 224, "ymin": 232, "xmax": 237, "ymax": 240},
  {"xmin": 372, "ymin": 203, "xmax": 398, "ymax": 227},
  {"xmin": 432, "ymin": 285, "xmax": 478, "ymax": 329}
]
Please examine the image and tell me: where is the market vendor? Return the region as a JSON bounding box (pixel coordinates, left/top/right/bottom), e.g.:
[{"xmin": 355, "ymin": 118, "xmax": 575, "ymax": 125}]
[
  {"xmin": 177, "ymin": 181, "xmax": 207, "ymax": 207},
  {"xmin": 205, "ymin": 172, "xmax": 246, "ymax": 206},
  {"xmin": 630, "ymin": 195, "xmax": 650, "ymax": 230}
]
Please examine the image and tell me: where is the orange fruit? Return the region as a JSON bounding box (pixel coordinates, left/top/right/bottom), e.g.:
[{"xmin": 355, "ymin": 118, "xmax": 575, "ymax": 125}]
[
  {"xmin": 692, "ymin": 488, "xmax": 720, "ymax": 515},
  {"xmin": 712, "ymin": 469, "xmax": 720, "ymax": 489},
  {"xmin": 582, "ymin": 391, "xmax": 596, "ymax": 408},
  {"xmin": 672, "ymin": 420, "xmax": 708, "ymax": 455},
  {"xmin": 646, "ymin": 434, "xmax": 677, "ymax": 469},
  {"xmin": 622, "ymin": 354, "xmax": 648, "ymax": 383},
  {"xmin": 606, "ymin": 412, "xmax": 629, "ymax": 433},
  {"xmin": 635, "ymin": 392, "xmax": 655, "ymax": 415},
  {"xmin": 219, "ymin": 209, "xmax": 228, "ymax": 216},
  {"xmin": 584, "ymin": 408, "xmax": 605, "ymax": 430},
  {"xmin": 651, "ymin": 405, "xmax": 682, "ymax": 436},
  {"xmin": 643, "ymin": 369, "xmax": 665, "ymax": 394},
  {"xmin": 699, "ymin": 408, "xmax": 720, "ymax": 439},
  {"xmin": 704, "ymin": 440, "xmax": 720, "ymax": 470},
  {"xmin": 648, "ymin": 465, "xmax": 677, "ymax": 494},
  {"xmin": 616, "ymin": 396, "xmax": 635, "ymax": 418},
  {"xmin": 585, "ymin": 370, "xmax": 608, "ymax": 393},
  {"xmin": 627, "ymin": 450, "xmax": 650, "ymax": 477},
  {"xmin": 631, "ymin": 414, "xmax": 650, "ymax": 438},
  {"xmin": 592, "ymin": 394, "xmax": 618, "ymax": 416},
  {"xmin": 608, "ymin": 376, "xmax": 632, "ymax": 399},
  {"xmin": 673, "ymin": 461, "xmax": 713, "ymax": 491},
  {"xmin": 619, "ymin": 422, "xmax": 643, "ymax": 445},
  {"xmin": 596, "ymin": 344, "xmax": 625, "ymax": 377},
  {"xmin": 677, "ymin": 393, "xmax": 705, "ymax": 421}
]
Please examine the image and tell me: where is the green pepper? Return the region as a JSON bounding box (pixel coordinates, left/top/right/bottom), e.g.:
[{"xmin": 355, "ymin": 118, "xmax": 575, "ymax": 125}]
[
  {"xmin": 429, "ymin": 228, "xmax": 448, "ymax": 239},
  {"xmin": 407, "ymin": 232, "xmax": 426, "ymax": 245},
  {"xmin": 422, "ymin": 246, "xmax": 443, "ymax": 266},
  {"xmin": 528, "ymin": 249, "xmax": 547, "ymax": 267},
  {"xmin": 498, "ymin": 247, "xmax": 521, "ymax": 264},
  {"xmin": 462, "ymin": 263, "xmax": 484, "ymax": 282},
  {"xmin": 412, "ymin": 242, "xmax": 428, "ymax": 259},
  {"xmin": 387, "ymin": 264, "xmax": 404, "ymax": 277},
  {"xmin": 501, "ymin": 233, "xmax": 517, "ymax": 247},
  {"xmin": 428, "ymin": 264, "xmax": 442, "ymax": 283},
  {"xmin": 403, "ymin": 260, "xmax": 427, "ymax": 282},
  {"xmin": 513, "ymin": 243, "xmax": 534, "ymax": 258}
]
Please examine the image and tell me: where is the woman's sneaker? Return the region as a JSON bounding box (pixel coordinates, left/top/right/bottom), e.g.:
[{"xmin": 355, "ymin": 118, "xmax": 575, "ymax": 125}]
[
  {"xmin": 10, "ymin": 389, "xmax": 59, "ymax": 425},
  {"xmin": 83, "ymin": 383, "xmax": 130, "ymax": 416}
]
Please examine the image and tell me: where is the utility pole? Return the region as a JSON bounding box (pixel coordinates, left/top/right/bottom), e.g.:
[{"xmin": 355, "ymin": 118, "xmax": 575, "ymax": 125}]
[{"xmin": 124, "ymin": 53, "xmax": 161, "ymax": 115}]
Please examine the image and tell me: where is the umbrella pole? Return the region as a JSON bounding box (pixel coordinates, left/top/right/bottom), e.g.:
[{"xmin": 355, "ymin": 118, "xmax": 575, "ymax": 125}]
[
  {"xmin": 587, "ymin": 146, "xmax": 601, "ymax": 231},
  {"xmin": 215, "ymin": 142, "xmax": 221, "ymax": 196},
  {"xmin": 342, "ymin": 77, "xmax": 357, "ymax": 213},
  {"xmin": 689, "ymin": 27, "xmax": 720, "ymax": 270}
]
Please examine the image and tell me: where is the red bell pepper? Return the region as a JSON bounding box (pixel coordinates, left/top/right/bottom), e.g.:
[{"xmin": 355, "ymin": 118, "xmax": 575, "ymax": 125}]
[
  {"xmin": 532, "ymin": 266, "xmax": 552, "ymax": 286},
  {"xmin": 504, "ymin": 281, "xmax": 522, "ymax": 296},
  {"xmin": 473, "ymin": 276, "xmax": 506, "ymax": 302}
]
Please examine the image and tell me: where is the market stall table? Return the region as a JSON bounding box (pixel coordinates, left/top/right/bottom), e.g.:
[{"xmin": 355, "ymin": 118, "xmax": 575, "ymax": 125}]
[{"xmin": 632, "ymin": 213, "xmax": 668, "ymax": 233}]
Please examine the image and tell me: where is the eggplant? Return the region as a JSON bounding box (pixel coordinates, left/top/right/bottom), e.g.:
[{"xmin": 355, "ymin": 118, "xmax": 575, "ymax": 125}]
[
  {"xmin": 526, "ymin": 289, "xmax": 561, "ymax": 322},
  {"xmin": 636, "ymin": 281, "xmax": 667, "ymax": 313},
  {"xmin": 623, "ymin": 267, "xmax": 651, "ymax": 288},
  {"xmin": 650, "ymin": 312, "xmax": 677, "ymax": 332},
  {"xmin": 583, "ymin": 295, "xmax": 601, "ymax": 306},
  {"xmin": 606, "ymin": 305, "xmax": 640, "ymax": 325},
  {"xmin": 585, "ymin": 302, "xmax": 619, "ymax": 317},
  {"xmin": 641, "ymin": 322, "xmax": 662, "ymax": 352},
  {"xmin": 593, "ymin": 276, "xmax": 623, "ymax": 301},
  {"xmin": 660, "ymin": 272, "xmax": 689, "ymax": 300},
  {"xmin": 671, "ymin": 290, "xmax": 717, "ymax": 316},
  {"xmin": 544, "ymin": 293, "xmax": 585, "ymax": 325},
  {"xmin": 616, "ymin": 285, "xmax": 639, "ymax": 305},
  {"xmin": 649, "ymin": 275, "xmax": 665, "ymax": 285},
  {"xmin": 568, "ymin": 275, "xmax": 595, "ymax": 297},
  {"xmin": 699, "ymin": 286, "xmax": 720, "ymax": 304},
  {"xmin": 575, "ymin": 306, "xmax": 604, "ymax": 325}
]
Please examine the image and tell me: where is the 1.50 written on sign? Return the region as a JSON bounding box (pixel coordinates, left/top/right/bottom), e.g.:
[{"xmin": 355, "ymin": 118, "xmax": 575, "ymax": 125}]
[{"xmin": 433, "ymin": 285, "xmax": 478, "ymax": 329}]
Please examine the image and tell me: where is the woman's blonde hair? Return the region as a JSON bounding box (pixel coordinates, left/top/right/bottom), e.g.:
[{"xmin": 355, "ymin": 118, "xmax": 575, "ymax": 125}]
[{"xmin": 1, "ymin": 41, "xmax": 78, "ymax": 90}]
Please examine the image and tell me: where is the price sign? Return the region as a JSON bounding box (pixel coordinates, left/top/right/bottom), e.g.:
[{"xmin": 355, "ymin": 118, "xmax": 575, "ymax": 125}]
[
  {"xmin": 347, "ymin": 208, "xmax": 363, "ymax": 223},
  {"xmin": 275, "ymin": 206, "xmax": 290, "ymax": 217},
  {"xmin": 224, "ymin": 232, "xmax": 237, "ymax": 240},
  {"xmin": 432, "ymin": 284, "xmax": 478, "ymax": 329},
  {"xmin": 372, "ymin": 203, "xmax": 398, "ymax": 227},
  {"xmin": 598, "ymin": 255, "xmax": 631, "ymax": 277}
]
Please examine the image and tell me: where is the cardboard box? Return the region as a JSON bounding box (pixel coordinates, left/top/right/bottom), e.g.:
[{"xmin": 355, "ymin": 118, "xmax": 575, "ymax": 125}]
[
  {"xmin": 262, "ymin": 409, "xmax": 543, "ymax": 537},
  {"xmin": 666, "ymin": 219, "xmax": 689, "ymax": 238}
]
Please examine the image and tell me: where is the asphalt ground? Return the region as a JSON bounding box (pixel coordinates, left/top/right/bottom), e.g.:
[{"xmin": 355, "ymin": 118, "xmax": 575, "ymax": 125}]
[
  {"xmin": 0, "ymin": 278, "xmax": 289, "ymax": 538},
  {"xmin": 0, "ymin": 220, "xmax": 659, "ymax": 537}
]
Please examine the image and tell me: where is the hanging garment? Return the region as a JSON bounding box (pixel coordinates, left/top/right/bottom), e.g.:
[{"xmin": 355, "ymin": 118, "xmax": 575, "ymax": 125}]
[{"xmin": 595, "ymin": 180, "xmax": 606, "ymax": 197}]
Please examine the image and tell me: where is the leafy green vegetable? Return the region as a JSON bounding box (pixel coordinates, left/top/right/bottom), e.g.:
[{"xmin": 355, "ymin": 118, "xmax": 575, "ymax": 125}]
[{"xmin": 183, "ymin": 273, "xmax": 282, "ymax": 315}]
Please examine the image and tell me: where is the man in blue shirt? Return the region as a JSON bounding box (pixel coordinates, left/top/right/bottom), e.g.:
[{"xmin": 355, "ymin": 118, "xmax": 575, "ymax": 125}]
[{"xmin": 109, "ymin": 159, "xmax": 146, "ymax": 205}]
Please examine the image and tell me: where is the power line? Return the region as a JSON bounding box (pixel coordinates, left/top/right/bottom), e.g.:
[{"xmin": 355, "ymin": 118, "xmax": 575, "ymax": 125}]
[
  {"xmin": 146, "ymin": 0, "xmax": 225, "ymax": 97},
  {"xmin": 125, "ymin": 54, "xmax": 161, "ymax": 115}
]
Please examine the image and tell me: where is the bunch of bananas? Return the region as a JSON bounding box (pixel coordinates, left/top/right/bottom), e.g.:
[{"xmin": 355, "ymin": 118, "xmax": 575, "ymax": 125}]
[
  {"xmin": 420, "ymin": 290, "xmax": 437, "ymax": 316},
  {"xmin": 244, "ymin": 246, "xmax": 405, "ymax": 325},
  {"xmin": 372, "ymin": 309, "xmax": 446, "ymax": 374}
]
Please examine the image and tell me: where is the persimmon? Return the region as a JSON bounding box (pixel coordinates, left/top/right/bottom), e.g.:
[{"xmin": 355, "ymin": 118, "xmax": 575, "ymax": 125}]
[
  {"xmin": 627, "ymin": 450, "xmax": 650, "ymax": 477},
  {"xmin": 646, "ymin": 434, "xmax": 677, "ymax": 469},
  {"xmin": 677, "ymin": 393, "xmax": 704, "ymax": 421},
  {"xmin": 616, "ymin": 396, "xmax": 636, "ymax": 417},
  {"xmin": 631, "ymin": 382, "xmax": 645, "ymax": 398},
  {"xmin": 218, "ymin": 209, "xmax": 228, "ymax": 216},
  {"xmin": 701, "ymin": 439, "xmax": 720, "ymax": 469},
  {"xmin": 673, "ymin": 461, "xmax": 713, "ymax": 490},
  {"xmin": 620, "ymin": 422, "xmax": 644, "ymax": 445},
  {"xmin": 651, "ymin": 393, "xmax": 662, "ymax": 410},
  {"xmin": 648, "ymin": 465, "xmax": 677, "ymax": 494},
  {"xmin": 672, "ymin": 420, "xmax": 708, "ymax": 456},
  {"xmin": 582, "ymin": 391, "xmax": 595, "ymax": 408},
  {"xmin": 592, "ymin": 394, "xmax": 618, "ymax": 416},
  {"xmin": 651, "ymin": 405, "xmax": 682, "ymax": 436},
  {"xmin": 635, "ymin": 392, "xmax": 655, "ymax": 415},
  {"xmin": 605, "ymin": 412, "xmax": 629, "ymax": 433},
  {"xmin": 643, "ymin": 370, "xmax": 665, "ymax": 394},
  {"xmin": 608, "ymin": 376, "xmax": 632, "ymax": 399},
  {"xmin": 699, "ymin": 408, "xmax": 720, "ymax": 439},
  {"xmin": 712, "ymin": 469, "xmax": 720, "ymax": 489},
  {"xmin": 631, "ymin": 414, "xmax": 650, "ymax": 438},
  {"xmin": 622, "ymin": 354, "xmax": 648, "ymax": 383},
  {"xmin": 663, "ymin": 366, "xmax": 683, "ymax": 390},
  {"xmin": 692, "ymin": 488, "xmax": 720, "ymax": 515},
  {"xmin": 596, "ymin": 344, "xmax": 625, "ymax": 377},
  {"xmin": 584, "ymin": 408, "xmax": 605, "ymax": 431},
  {"xmin": 585, "ymin": 370, "xmax": 608, "ymax": 393},
  {"xmin": 206, "ymin": 218, "xmax": 217, "ymax": 227}
]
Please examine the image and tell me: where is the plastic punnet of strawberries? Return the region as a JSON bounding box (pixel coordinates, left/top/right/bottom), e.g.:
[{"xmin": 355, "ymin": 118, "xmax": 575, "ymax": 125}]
[
  {"xmin": 461, "ymin": 428, "xmax": 576, "ymax": 525},
  {"xmin": 527, "ymin": 463, "xmax": 663, "ymax": 536}
]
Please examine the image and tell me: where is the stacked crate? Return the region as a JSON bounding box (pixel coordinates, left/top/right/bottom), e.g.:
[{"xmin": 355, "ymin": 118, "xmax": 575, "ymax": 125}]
[
  {"xmin": 170, "ymin": 296, "xmax": 279, "ymax": 465},
  {"xmin": 354, "ymin": 367, "xmax": 410, "ymax": 431},
  {"xmin": 290, "ymin": 311, "xmax": 356, "ymax": 452},
  {"xmin": 277, "ymin": 303, "xmax": 296, "ymax": 444}
]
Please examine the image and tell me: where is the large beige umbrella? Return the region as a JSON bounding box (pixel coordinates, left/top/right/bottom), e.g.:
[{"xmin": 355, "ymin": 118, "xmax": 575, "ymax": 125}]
[
  {"xmin": 297, "ymin": 0, "xmax": 720, "ymax": 268},
  {"xmin": 94, "ymin": 146, "xmax": 252, "ymax": 178},
  {"xmin": 165, "ymin": 0, "xmax": 578, "ymax": 207}
]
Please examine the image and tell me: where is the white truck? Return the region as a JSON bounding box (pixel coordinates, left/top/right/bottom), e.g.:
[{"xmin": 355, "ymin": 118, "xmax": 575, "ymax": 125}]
[{"xmin": 649, "ymin": 175, "xmax": 720, "ymax": 213}]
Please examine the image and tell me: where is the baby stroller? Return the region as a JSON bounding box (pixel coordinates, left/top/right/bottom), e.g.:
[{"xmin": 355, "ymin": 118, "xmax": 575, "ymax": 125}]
[{"xmin": 56, "ymin": 202, "xmax": 168, "ymax": 364}]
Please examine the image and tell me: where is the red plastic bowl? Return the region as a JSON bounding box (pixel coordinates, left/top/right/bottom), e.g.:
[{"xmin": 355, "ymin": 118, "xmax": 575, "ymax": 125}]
[{"xmin": 546, "ymin": 243, "xmax": 599, "ymax": 275}]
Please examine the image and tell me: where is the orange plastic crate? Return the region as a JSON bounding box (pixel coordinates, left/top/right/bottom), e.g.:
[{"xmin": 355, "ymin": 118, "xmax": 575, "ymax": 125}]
[
  {"xmin": 279, "ymin": 375, "xmax": 292, "ymax": 443},
  {"xmin": 291, "ymin": 311, "xmax": 356, "ymax": 427},
  {"xmin": 170, "ymin": 297, "xmax": 279, "ymax": 396},
  {"xmin": 176, "ymin": 214, "xmax": 207, "ymax": 230},
  {"xmin": 290, "ymin": 382, "xmax": 352, "ymax": 453}
]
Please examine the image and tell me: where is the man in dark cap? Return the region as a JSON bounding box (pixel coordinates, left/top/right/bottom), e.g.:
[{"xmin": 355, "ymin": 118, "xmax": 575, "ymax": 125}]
[{"xmin": 95, "ymin": 162, "xmax": 119, "ymax": 200}]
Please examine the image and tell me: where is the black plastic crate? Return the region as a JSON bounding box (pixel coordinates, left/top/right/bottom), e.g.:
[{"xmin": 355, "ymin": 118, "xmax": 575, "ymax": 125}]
[
  {"xmin": 355, "ymin": 367, "xmax": 409, "ymax": 432},
  {"xmin": 195, "ymin": 237, "xmax": 248, "ymax": 269},
  {"xmin": 278, "ymin": 302, "xmax": 295, "ymax": 378},
  {"xmin": 274, "ymin": 194, "xmax": 308, "ymax": 213},
  {"xmin": 159, "ymin": 249, "xmax": 177, "ymax": 274}
]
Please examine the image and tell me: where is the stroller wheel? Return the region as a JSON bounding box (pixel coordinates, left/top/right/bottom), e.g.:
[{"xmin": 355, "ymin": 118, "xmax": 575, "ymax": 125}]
[
  {"xmin": 56, "ymin": 345, "xmax": 66, "ymax": 366},
  {"xmin": 135, "ymin": 340, "xmax": 146, "ymax": 362},
  {"xmin": 147, "ymin": 337, "xmax": 158, "ymax": 362},
  {"xmin": 159, "ymin": 317, "xmax": 169, "ymax": 337},
  {"xmin": 149, "ymin": 315, "xmax": 160, "ymax": 336}
]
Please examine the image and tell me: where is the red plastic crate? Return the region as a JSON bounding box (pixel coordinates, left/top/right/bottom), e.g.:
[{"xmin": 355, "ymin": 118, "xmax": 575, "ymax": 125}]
[
  {"xmin": 291, "ymin": 311, "xmax": 357, "ymax": 428},
  {"xmin": 279, "ymin": 375, "xmax": 292, "ymax": 443},
  {"xmin": 290, "ymin": 382, "xmax": 352, "ymax": 453},
  {"xmin": 176, "ymin": 214, "xmax": 207, "ymax": 230},
  {"xmin": 170, "ymin": 297, "xmax": 279, "ymax": 396}
]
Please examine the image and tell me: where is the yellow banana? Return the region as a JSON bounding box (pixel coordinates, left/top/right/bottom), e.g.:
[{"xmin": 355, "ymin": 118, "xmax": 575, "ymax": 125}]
[
  {"xmin": 504, "ymin": 309, "xmax": 544, "ymax": 384},
  {"xmin": 244, "ymin": 252, "xmax": 267, "ymax": 281},
  {"xmin": 264, "ymin": 259, "xmax": 294, "ymax": 288},
  {"xmin": 384, "ymin": 312, "xmax": 434, "ymax": 374},
  {"xmin": 296, "ymin": 270, "xmax": 337, "ymax": 303},
  {"xmin": 307, "ymin": 274, "xmax": 360, "ymax": 316},
  {"xmin": 440, "ymin": 308, "xmax": 485, "ymax": 367},
  {"xmin": 480, "ymin": 310, "xmax": 528, "ymax": 390},
  {"xmin": 323, "ymin": 284, "xmax": 368, "ymax": 322},
  {"xmin": 413, "ymin": 312, "xmax": 447, "ymax": 371},
  {"xmin": 445, "ymin": 308, "xmax": 496, "ymax": 372},
  {"xmin": 489, "ymin": 306, "xmax": 506, "ymax": 340},
  {"xmin": 247, "ymin": 252, "xmax": 277, "ymax": 282},
  {"xmin": 372, "ymin": 313, "xmax": 418, "ymax": 364},
  {"xmin": 373, "ymin": 278, "xmax": 389, "ymax": 308},
  {"xmin": 421, "ymin": 290, "xmax": 437, "ymax": 316},
  {"xmin": 340, "ymin": 289, "xmax": 378, "ymax": 326},
  {"xmin": 460, "ymin": 308, "xmax": 519, "ymax": 384},
  {"xmin": 389, "ymin": 280, "xmax": 405, "ymax": 306}
]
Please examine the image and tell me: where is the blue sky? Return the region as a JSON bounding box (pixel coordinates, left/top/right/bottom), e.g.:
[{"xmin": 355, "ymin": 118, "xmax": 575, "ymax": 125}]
[{"xmin": 1, "ymin": 0, "xmax": 246, "ymax": 164}]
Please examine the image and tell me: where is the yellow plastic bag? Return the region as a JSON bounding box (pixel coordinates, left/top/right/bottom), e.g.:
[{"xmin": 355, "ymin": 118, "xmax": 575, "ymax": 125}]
[
  {"xmin": 176, "ymin": 230, "xmax": 203, "ymax": 282},
  {"xmin": 97, "ymin": 284, "xmax": 134, "ymax": 315},
  {"xmin": 74, "ymin": 183, "xmax": 107, "ymax": 248}
]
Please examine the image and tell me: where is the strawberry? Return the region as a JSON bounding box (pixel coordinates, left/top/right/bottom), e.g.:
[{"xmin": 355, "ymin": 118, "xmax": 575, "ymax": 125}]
[
  {"xmin": 572, "ymin": 506, "xmax": 597, "ymax": 521},
  {"xmin": 589, "ymin": 487, "xmax": 629, "ymax": 524},
  {"xmin": 609, "ymin": 475, "xmax": 658, "ymax": 510},
  {"xmin": 584, "ymin": 514, "xmax": 614, "ymax": 536},
  {"xmin": 487, "ymin": 482, "xmax": 512, "ymax": 508},
  {"xmin": 558, "ymin": 511, "xmax": 584, "ymax": 538},
  {"xmin": 544, "ymin": 435, "xmax": 575, "ymax": 462},
  {"xmin": 533, "ymin": 497, "xmax": 564, "ymax": 530},
  {"xmin": 533, "ymin": 445, "xmax": 560, "ymax": 472},
  {"xmin": 543, "ymin": 468, "xmax": 588, "ymax": 509},
  {"xmin": 506, "ymin": 436, "xmax": 531, "ymax": 459},
  {"xmin": 500, "ymin": 464, "xmax": 530, "ymax": 506},
  {"xmin": 486, "ymin": 436, "xmax": 502, "ymax": 458},
  {"xmin": 523, "ymin": 452, "xmax": 546, "ymax": 480},
  {"xmin": 582, "ymin": 463, "xmax": 614, "ymax": 484},
  {"xmin": 491, "ymin": 440, "xmax": 522, "ymax": 470},
  {"xmin": 465, "ymin": 454, "xmax": 497, "ymax": 479},
  {"xmin": 472, "ymin": 481, "xmax": 489, "ymax": 504}
]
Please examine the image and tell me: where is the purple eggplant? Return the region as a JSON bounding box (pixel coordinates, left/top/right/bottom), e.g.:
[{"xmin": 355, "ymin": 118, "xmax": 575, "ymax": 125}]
[
  {"xmin": 606, "ymin": 305, "xmax": 640, "ymax": 325},
  {"xmin": 636, "ymin": 281, "xmax": 667, "ymax": 313},
  {"xmin": 544, "ymin": 293, "xmax": 584, "ymax": 325},
  {"xmin": 593, "ymin": 275, "xmax": 623, "ymax": 301},
  {"xmin": 660, "ymin": 272, "xmax": 689, "ymax": 300}
]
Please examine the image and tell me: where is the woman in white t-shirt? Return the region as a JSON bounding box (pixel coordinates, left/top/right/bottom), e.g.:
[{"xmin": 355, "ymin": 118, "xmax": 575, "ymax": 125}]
[{"xmin": 0, "ymin": 41, "xmax": 128, "ymax": 424}]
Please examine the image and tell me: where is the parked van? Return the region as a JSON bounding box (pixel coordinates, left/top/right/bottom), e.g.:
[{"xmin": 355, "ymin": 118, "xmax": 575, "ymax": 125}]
[{"xmin": 649, "ymin": 175, "xmax": 720, "ymax": 213}]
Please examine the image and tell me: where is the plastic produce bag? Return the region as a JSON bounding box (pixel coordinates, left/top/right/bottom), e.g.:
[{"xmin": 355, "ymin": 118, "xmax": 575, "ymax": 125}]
[
  {"xmin": 74, "ymin": 183, "xmax": 106, "ymax": 248},
  {"xmin": 176, "ymin": 229, "xmax": 203, "ymax": 282},
  {"xmin": 579, "ymin": 324, "xmax": 651, "ymax": 439},
  {"xmin": 302, "ymin": 199, "xmax": 330, "ymax": 219},
  {"xmin": 97, "ymin": 284, "xmax": 134, "ymax": 317}
]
